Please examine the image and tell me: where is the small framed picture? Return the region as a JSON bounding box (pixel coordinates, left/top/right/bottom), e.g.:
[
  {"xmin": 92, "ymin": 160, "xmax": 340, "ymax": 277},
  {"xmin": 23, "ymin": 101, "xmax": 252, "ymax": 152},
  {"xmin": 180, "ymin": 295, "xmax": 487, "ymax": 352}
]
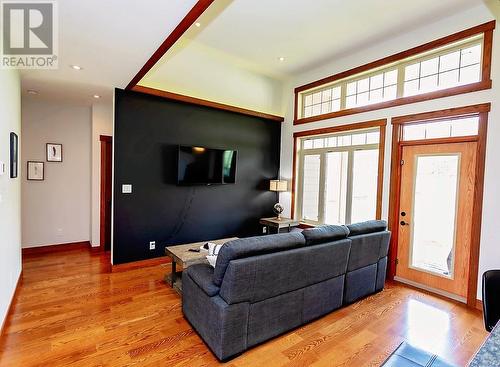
[
  {"xmin": 10, "ymin": 132, "xmax": 18, "ymax": 178},
  {"xmin": 46, "ymin": 143, "xmax": 63, "ymax": 162},
  {"xmin": 27, "ymin": 161, "xmax": 44, "ymax": 181}
]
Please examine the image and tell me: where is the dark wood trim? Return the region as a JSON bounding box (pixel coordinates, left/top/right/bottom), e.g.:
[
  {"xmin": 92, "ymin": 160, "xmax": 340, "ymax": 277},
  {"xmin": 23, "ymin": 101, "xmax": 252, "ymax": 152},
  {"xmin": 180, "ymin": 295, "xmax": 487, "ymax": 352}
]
[
  {"xmin": 0, "ymin": 271, "xmax": 22, "ymax": 337},
  {"xmin": 294, "ymin": 81, "xmax": 492, "ymax": 125},
  {"xmin": 100, "ymin": 135, "xmax": 112, "ymax": 143},
  {"xmin": 294, "ymin": 21, "xmax": 495, "ymax": 125},
  {"xmin": 399, "ymin": 135, "xmax": 479, "ymax": 147},
  {"xmin": 295, "ymin": 21, "xmax": 495, "ymax": 93},
  {"xmin": 99, "ymin": 135, "xmax": 113, "ymax": 253},
  {"xmin": 467, "ymin": 111, "xmax": 488, "ymax": 307},
  {"xmin": 111, "ymin": 256, "xmax": 171, "ymax": 273},
  {"xmin": 292, "ymin": 119, "xmax": 387, "ymax": 138},
  {"xmin": 387, "ymin": 125, "xmax": 402, "ymax": 279},
  {"xmin": 392, "ymin": 103, "xmax": 491, "ymax": 124},
  {"xmin": 131, "ymin": 85, "xmax": 284, "ymax": 122},
  {"xmin": 291, "ymin": 119, "xmax": 387, "ymax": 221},
  {"xmin": 387, "ymin": 104, "xmax": 489, "ymax": 308},
  {"xmin": 22, "ymin": 241, "xmax": 91, "ymax": 255},
  {"xmin": 126, "ymin": 0, "xmax": 215, "ymax": 89},
  {"xmin": 476, "ymin": 299, "xmax": 484, "ymax": 312}
]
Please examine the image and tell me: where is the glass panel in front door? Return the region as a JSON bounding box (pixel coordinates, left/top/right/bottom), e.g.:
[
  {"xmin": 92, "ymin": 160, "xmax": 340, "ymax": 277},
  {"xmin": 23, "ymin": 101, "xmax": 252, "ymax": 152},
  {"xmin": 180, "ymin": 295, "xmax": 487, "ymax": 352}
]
[{"xmin": 410, "ymin": 154, "xmax": 460, "ymax": 278}]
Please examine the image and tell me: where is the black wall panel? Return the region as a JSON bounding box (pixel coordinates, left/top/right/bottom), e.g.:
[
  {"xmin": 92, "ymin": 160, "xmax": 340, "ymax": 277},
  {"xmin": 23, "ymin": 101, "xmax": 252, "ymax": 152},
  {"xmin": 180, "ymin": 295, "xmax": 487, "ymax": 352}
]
[{"xmin": 113, "ymin": 89, "xmax": 281, "ymax": 264}]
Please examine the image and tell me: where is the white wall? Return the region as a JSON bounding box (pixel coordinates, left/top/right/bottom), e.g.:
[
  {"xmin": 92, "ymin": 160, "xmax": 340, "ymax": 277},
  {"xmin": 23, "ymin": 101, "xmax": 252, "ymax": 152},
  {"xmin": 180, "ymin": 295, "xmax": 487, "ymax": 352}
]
[
  {"xmin": 140, "ymin": 39, "xmax": 285, "ymax": 116},
  {"xmin": 279, "ymin": 4, "xmax": 500, "ymax": 300},
  {"xmin": 21, "ymin": 98, "xmax": 92, "ymax": 247},
  {"xmin": 90, "ymin": 102, "xmax": 113, "ymax": 247},
  {"xmin": 0, "ymin": 70, "xmax": 22, "ymax": 328}
]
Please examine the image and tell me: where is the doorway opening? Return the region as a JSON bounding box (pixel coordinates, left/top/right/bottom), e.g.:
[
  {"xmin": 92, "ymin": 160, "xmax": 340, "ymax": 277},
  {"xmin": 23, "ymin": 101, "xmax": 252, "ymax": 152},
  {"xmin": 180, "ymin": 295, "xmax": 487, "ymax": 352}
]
[
  {"xmin": 388, "ymin": 104, "xmax": 489, "ymax": 307},
  {"xmin": 100, "ymin": 135, "xmax": 113, "ymax": 252}
]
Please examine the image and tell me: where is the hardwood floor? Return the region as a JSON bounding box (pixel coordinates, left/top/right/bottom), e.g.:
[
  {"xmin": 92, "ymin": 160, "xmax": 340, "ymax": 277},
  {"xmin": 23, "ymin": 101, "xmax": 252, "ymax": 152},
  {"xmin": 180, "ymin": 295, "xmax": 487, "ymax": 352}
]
[{"xmin": 0, "ymin": 247, "xmax": 487, "ymax": 366}]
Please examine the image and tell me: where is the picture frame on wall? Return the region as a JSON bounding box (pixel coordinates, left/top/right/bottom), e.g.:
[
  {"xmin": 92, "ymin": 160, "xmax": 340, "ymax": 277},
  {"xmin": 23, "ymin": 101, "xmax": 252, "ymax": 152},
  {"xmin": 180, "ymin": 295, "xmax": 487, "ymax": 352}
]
[
  {"xmin": 46, "ymin": 143, "xmax": 63, "ymax": 162},
  {"xmin": 10, "ymin": 132, "xmax": 18, "ymax": 178},
  {"xmin": 27, "ymin": 161, "xmax": 44, "ymax": 181}
]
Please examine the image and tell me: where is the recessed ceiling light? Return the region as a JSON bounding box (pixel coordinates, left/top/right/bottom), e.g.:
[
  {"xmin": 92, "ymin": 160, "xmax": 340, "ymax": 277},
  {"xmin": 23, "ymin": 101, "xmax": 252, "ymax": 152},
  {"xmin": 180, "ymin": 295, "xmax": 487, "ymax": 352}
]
[
  {"xmin": 70, "ymin": 65, "xmax": 83, "ymax": 70},
  {"xmin": 195, "ymin": 22, "xmax": 201, "ymax": 27},
  {"xmin": 93, "ymin": 94, "xmax": 101, "ymax": 99},
  {"xmin": 278, "ymin": 57, "xmax": 285, "ymax": 62},
  {"xmin": 27, "ymin": 89, "xmax": 39, "ymax": 95}
]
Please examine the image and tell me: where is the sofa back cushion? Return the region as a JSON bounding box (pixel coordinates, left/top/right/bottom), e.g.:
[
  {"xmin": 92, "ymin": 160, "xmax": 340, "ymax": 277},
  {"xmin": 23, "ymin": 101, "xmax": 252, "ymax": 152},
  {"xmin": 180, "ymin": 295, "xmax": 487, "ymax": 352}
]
[
  {"xmin": 213, "ymin": 233, "xmax": 306, "ymax": 286},
  {"xmin": 347, "ymin": 220, "xmax": 387, "ymax": 236},
  {"xmin": 301, "ymin": 225, "xmax": 349, "ymax": 246},
  {"xmin": 219, "ymin": 239, "xmax": 351, "ymax": 304},
  {"xmin": 347, "ymin": 231, "xmax": 391, "ymax": 271}
]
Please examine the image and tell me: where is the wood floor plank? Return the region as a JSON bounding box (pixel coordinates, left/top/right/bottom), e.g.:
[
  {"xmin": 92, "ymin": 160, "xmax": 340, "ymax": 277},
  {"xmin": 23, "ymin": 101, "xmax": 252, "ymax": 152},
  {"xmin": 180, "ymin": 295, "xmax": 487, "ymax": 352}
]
[{"xmin": 0, "ymin": 248, "xmax": 488, "ymax": 366}]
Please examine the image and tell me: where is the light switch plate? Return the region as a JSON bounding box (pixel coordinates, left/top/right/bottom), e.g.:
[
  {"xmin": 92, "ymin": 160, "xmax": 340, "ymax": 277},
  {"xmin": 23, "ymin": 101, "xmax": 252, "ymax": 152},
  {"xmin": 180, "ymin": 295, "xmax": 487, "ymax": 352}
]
[
  {"xmin": 122, "ymin": 184, "xmax": 132, "ymax": 194},
  {"xmin": 0, "ymin": 161, "xmax": 5, "ymax": 175}
]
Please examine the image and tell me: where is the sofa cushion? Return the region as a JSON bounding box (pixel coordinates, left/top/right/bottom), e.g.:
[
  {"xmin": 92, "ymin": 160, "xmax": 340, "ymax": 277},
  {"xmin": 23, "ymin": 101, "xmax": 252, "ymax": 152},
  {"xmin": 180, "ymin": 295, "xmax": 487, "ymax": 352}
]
[
  {"xmin": 213, "ymin": 233, "xmax": 306, "ymax": 286},
  {"xmin": 301, "ymin": 225, "xmax": 349, "ymax": 246},
  {"xmin": 347, "ymin": 220, "xmax": 387, "ymax": 236},
  {"xmin": 185, "ymin": 264, "xmax": 220, "ymax": 297}
]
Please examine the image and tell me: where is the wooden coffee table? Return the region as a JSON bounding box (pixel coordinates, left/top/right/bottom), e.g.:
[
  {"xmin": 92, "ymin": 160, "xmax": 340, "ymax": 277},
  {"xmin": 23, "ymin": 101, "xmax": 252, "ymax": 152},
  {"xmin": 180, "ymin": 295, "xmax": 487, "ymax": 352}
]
[{"xmin": 165, "ymin": 237, "xmax": 237, "ymax": 294}]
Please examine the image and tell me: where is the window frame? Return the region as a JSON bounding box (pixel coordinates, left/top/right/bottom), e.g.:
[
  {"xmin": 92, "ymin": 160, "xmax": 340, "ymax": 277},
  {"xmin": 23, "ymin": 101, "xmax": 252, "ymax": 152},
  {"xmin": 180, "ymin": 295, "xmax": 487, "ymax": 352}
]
[
  {"xmin": 294, "ymin": 21, "xmax": 494, "ymax": 125},
  {"xmin": 291, "ymin": 119, "xmax": 387, "ymax": 225}
]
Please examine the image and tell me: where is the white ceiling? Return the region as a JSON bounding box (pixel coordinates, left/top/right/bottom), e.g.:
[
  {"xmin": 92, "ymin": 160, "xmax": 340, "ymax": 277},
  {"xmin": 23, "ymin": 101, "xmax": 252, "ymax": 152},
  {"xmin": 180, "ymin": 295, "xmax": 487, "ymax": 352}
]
[
  {"xmin": 20, "ymin": 0, "xmax": 198, "ymax": 105},
  {"xmin": 181, "ymin": 0, "xmax": 484, "ymax": 76},
  {"xmin": 21, "ymin": 0, "xmax": 488, "ymax": 109}
]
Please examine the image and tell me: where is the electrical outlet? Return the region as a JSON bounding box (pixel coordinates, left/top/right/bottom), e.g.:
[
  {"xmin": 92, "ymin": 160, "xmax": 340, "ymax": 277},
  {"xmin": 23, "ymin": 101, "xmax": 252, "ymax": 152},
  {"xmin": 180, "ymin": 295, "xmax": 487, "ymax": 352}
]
[
  {"xmin": 262, "ymin": 227, "xmax": 267, "ymax": 234},
  {"xmin": 149, "ymin": 241, "xmax": 156, "ymax": 250}
]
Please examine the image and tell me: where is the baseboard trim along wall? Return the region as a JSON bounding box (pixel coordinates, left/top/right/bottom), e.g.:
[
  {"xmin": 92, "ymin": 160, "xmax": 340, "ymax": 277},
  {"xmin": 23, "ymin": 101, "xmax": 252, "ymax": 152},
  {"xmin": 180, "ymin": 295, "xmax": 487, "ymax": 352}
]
[
  {"xmin": 22, "ymin": 241, "xmax": 92, "ymax": 255},
  {"xmin": 0, "ymin": 271, "xmax": 23, "ymax": 337}
]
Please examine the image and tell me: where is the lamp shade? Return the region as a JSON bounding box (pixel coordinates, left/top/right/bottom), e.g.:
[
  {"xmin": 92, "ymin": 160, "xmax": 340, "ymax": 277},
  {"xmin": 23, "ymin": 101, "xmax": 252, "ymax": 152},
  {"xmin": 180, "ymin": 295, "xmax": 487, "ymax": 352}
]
[{"xmin": 269, "ymin": 180, "xmax": 287, "ymax": 192}]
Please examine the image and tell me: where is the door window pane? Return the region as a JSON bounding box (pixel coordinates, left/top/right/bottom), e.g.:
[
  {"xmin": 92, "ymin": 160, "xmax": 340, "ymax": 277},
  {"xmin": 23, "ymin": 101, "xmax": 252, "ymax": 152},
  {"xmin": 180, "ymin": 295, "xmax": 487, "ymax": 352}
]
[
  {"xmin": 411, "ymin": 154, "xmax": 459, "ymax": 277},
  {"xmin": 302, "ymin": 155, "xmax": 321, "ymax": 221},
  {"xmin": 324, "ymin": 152, "xmax": 348, "ymax": 224},
  {"xmin": 351, "ymin": 150, "xmax": 379, "ymax": 223}
]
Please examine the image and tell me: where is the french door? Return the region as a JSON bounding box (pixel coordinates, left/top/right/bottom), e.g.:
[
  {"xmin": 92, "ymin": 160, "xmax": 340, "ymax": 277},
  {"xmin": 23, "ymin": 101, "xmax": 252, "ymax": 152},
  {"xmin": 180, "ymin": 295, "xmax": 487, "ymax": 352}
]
[{"xmin": 395, "ymin": 142, "xmax": 477, "ymax": 301}]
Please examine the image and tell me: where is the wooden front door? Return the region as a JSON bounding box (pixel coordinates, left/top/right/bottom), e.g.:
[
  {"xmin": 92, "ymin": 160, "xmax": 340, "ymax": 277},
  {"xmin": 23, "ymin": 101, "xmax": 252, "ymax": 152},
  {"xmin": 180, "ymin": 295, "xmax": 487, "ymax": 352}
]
[
  {"xmin": 100, "ymin": 136, "xmax": 113, "ymax": 251},
  {"xmin": 395, "ymin": 142, "xmax": 477, "ymax": 301}
]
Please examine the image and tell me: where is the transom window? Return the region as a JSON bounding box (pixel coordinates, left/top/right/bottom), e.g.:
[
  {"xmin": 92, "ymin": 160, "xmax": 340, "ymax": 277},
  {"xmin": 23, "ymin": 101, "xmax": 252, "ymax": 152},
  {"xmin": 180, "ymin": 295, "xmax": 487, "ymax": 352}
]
[
  {"xmin": 402, "ymin": 116, "xmax": 479, "ymax": 141},
  {"xmin": 297, "ymin": 128, "xmax": 381, "ymax": 225},
  {"xmin": 299, "ymin": 34, "xmax": 485, "ymax": 120},
  {"xmin": 404, "ymin": 43, "xmax": 481, "ymax": 96},
  {"xmin": 346, "ymin": 70, "xmax": 398, "ymax": 108}
]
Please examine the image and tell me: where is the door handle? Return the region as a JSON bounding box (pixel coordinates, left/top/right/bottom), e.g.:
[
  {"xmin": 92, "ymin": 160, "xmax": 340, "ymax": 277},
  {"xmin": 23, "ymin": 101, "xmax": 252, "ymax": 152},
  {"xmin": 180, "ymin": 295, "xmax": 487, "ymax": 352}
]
[{"xmin": 400, "ymin": 221, "xmax": 410, "ymax": 226}]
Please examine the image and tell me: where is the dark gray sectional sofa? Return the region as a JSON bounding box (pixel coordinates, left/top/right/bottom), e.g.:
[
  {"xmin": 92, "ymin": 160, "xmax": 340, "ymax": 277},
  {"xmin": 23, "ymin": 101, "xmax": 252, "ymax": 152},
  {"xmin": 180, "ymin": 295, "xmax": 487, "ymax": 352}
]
[{"xmin": 182, "ymin": 220, "xmax": 390, "ymax": 361}]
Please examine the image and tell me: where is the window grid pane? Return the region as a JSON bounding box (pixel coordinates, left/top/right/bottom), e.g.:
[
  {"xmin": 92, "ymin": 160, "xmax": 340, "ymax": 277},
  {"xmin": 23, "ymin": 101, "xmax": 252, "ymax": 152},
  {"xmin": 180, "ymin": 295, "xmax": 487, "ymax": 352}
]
[
  {"xmin": 298, "ymin": 128, "xmax": 380, "ymax": 225},
  {"xmin": 403, "ymin": 43, "xmax": 482, "ymax": 97},
  {"xmin": 299, "ymin": 36, "xmax": 484, "ymax": 120},
  {"xmin": 345, "ymin": 70, "xmax": 398, "ymax": 108},
  {"xmin": 303, "ymin": 86, "xmax": 342, "ymax": 118},
  {"xmin": 302, "ymin": 130, "xmax": 379, "ymax": 150},
  {"xmin": 402, "ymin": 116, "xmax": 479, "ymax": 141}
]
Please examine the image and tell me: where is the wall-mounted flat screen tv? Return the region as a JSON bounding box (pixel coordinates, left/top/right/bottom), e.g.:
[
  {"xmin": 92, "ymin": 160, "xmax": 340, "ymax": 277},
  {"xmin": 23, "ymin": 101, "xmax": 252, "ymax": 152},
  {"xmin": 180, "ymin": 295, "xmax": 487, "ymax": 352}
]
[{"xmin": 177, "ymin": 145, "xmax": 237, "ymax": 185}]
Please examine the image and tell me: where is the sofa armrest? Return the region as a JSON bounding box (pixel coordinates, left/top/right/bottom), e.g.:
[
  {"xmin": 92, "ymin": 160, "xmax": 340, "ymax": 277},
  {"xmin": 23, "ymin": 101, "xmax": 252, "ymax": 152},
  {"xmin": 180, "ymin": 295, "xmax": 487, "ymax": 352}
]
[{"xmin": 185, "ymin": 264, "xmax": 220, "ymax": 297}]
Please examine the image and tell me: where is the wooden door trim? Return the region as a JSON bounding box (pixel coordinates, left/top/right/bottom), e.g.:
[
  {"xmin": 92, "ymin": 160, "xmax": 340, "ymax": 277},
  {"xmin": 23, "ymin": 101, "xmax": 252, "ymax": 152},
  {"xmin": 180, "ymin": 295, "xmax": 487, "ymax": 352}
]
[
  {"xmin": 99, "ymin": 135, "xmax": 112, "ymax": 252},
  {"xmin": 387, "ymin": 103, "xmax": 490, "ymax": 307}
]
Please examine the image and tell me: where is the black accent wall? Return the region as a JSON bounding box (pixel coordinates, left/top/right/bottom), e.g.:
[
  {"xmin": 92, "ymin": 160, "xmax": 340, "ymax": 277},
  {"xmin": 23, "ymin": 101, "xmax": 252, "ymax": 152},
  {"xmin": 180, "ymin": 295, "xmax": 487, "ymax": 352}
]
[{"xmin": 113, "ymin": 89, "xmax": 281, "ymax": 264}]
